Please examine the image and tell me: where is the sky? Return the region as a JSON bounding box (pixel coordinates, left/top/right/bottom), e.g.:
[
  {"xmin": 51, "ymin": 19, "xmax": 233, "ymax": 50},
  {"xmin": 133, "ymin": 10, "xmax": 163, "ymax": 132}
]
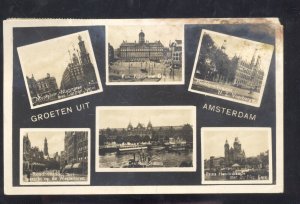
[
  {"xmin": 24, "ymin": 131, "xmax": 65, "ymax": 156},
  {"xmin": 97, "ymin": 108, "xmax": 194, "ymax": 129},
  {"xmin": 108, "ymin": 25, "xmax": 183, "ymax": 48},
  {"xmin": 17, "ymin": 30, "xmax": 96, "ymax": 88},
  {"xmin": 201, "ymin": 29, "xmax": 274, "ymax": 72},
  {"xmin": 203, "ymin": 129, "xmax": 270, "ymax": 159}
]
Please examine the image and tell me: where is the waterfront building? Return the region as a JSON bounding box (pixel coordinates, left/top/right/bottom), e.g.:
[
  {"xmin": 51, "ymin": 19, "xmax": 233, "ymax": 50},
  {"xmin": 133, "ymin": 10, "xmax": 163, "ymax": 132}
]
[
  {"xmin": 204, "ymin": 137, "xmax": 270, "ymax": 171},
  {"xmin": 99, "ymin": 121, "xmax": 192, "ymax": 145},
  {"xmin": 60, "ymin": 35, "xmax": 98, "ymax": 90},
  {"xmin": 118, "ymin": 30, "xmax": 165, "ymax": 62},
  {"xmin": 169, "ymin": 40, "xmax": 182, "ymax": 67}
]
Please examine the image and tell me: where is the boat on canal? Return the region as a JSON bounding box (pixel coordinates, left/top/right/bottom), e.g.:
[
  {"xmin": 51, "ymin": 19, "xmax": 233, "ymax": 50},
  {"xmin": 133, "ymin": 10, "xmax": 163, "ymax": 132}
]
[{"xmin": 122, "ymin": 152, "xmax": 164, "ymax": 168}]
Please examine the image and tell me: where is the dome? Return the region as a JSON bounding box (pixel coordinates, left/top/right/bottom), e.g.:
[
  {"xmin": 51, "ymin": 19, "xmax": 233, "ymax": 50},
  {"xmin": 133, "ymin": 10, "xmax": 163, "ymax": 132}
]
[
  {"xmin": 139, "ymin": 29, "xmax": 145, "ymax": 44},
  {"xmin": 139, "ymin": 29, "xmax": 145, "ymax": 37}
]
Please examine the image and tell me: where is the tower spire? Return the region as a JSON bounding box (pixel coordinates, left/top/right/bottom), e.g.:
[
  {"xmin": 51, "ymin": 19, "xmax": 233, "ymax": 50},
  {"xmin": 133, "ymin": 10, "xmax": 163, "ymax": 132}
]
[
  {"xmin": 250, "ymin": 48, "xmax": 258, "ymax": 67},
  {"xmin": 44, "ymin": 137, "xmax": 49, "ymax": 156}
]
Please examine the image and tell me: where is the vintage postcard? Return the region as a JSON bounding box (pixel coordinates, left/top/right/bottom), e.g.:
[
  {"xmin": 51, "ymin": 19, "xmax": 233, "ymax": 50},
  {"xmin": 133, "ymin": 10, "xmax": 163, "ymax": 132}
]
[
  {"xmin": 17, "ymin": 30, "xmax": 103, "ymax": 109},
  {"xmin": 201, "ymin": 127, "xmax": 272, "ymax": 184},
  {"xmin": 188, "ymin": 29, "xmax": 274, "ymax": 107},
  {"xmin": 20, "ymin": 128, "xmax": 90, "ymax": 185},
  {"xmin": 106, "ymin": 25, "xmax": 184, "ymax": 85},
  {"xmin": 95, "ymin": 106, "xmax": 196, "ymax": 172},
  {"xmin": 3, "ymin": 18, "xmax": 283, "ymax": 195}
]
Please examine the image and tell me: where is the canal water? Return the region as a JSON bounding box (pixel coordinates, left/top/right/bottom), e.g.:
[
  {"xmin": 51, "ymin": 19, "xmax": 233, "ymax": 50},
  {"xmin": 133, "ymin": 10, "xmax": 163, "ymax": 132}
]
[{"xmin": 99, "ymin": 149, "xmax": 193, "ymax": 168}]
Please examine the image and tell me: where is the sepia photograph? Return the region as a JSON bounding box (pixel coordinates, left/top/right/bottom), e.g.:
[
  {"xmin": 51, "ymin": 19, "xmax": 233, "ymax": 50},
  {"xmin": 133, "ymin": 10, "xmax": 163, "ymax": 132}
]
[
  {"xmin": 20, "ymin": 128, "xmax": 90, "ymax": 185},
  {"xmin": 106, "ymin": 25, "xmax": 184, "ymax": 85},
  {"xmin": 95, "ymin": 106, "xmax": 196, "ymax": 172},
  {"xmin": 201, "ymin": 127, "xmax": 272, "ymax": 184},
  {"xmin": 189, "ymin": 29, "xmax": 274, "ymax": 107},
  {"xmin": 17, "ymin": 30, "xmax": 103, "ymax": 109}
]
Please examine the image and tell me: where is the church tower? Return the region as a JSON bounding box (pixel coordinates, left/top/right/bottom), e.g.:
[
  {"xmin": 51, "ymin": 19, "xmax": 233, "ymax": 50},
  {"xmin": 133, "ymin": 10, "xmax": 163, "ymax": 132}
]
[
  {"xmin": 224, "ymin": 139, "xmax": 229, "ymax": 166},
  {"xmin": 255, "ymin": 55, "xmax": 261, "ymax": 70},
  {"xmin": 233, "ymin": 137, "xmax": 241, "ymax": 152},
  {"xmin": 147, "ymin": 120, "xmax": 153, "ymax": 130},
  {"xmin": 44, "ymin": 137, "xmax": 49, "ymax": 156},
  {"xmin": 78, "ymin": 35, "xmax": 91, "ymax": 65},
  {"xmin": 250, "ymin": 48, "xmax": 258, "ymax": 68},
  {"xmin": 139, "ymin": 30, "xmax": 145, "ymax": 44}
]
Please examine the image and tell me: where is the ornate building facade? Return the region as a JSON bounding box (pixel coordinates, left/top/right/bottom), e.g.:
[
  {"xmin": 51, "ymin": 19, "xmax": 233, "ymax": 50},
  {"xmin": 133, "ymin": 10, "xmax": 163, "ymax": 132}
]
[
  {"xmin": 99, "ymin": 121, "xmax": 193, "ymax": 145},
  {"xmin": 233, "ymin": 50, "xmax": 264, "ymax": 91},
  {"xmin": 63, "ymin": 131, "xmax": 88, "ymax": 174},
  {"xmin": 204, "ymin": 137, "xmax": 269, "ymax": 171},
  {"xmin": 60, "ymin": 35, "xmax": 98, "ymax": 90},
  {"xmin": 23, "ymin": 134, "xmax": 59, "ymax": 173},
  {"xmin": 169, "ymin": 40, "xmax": 182, "ymax": 68},
  {"xmin": 26, "ymin": 73, "xmax": 58, "ymax": 97},
  {"xmin": 224, "ymin": 137, "xmax": 246, "ymax": 167},
  {"xmin": 118, "ymin": 30, "xmax": 165, "ymax": 61}
]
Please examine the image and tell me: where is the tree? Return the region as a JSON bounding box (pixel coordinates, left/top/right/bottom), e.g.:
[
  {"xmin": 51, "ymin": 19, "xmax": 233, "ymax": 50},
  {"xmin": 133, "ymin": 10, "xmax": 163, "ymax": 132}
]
[
  {"xmin": 132, "ymin": 135, "xmax": 141, "ymax": 144},
  {"xmin": 167, "ymin": 126, "xmax": 175, "ymax": 138},
  {"xmin": 115, "ymin": 135, "xmax": 123, "ymax": 144},
  {"xmin": 123, "ymin": 136, "xmax": 129, "ymax": 144},
  {"xmin": 100, "ymin": 135, "xmax": 107, "ymax": 146},
  {"xmin": 151, "ymin": 132, "xmax": 159, "ymax": 142},
  {"xmin": 106, "ymin": 128, "xmax": 112, "ymax": 136},
  {"xmin": 142, "ymin": 135, "xmax": 150, "ymax": 143},
  {"xmin": 181, "ymin": 124, "xmax": 193, "ymax": 143},
  {"xmin": 196, "ymin": 34, "xmax": 216, "ymax": 79}
]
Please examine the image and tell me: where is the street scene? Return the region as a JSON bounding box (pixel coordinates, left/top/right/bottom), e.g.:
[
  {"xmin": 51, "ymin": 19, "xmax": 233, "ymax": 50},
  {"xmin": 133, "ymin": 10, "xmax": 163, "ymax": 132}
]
[
  {"xmin": 96, "ymin": 106, "xmax": 196, "ymax": 171},
  {"xmin": 189, "ymin": 29, "xmax": 274, "ymax": 106},
  {"xmin": 17, "ymin": 30, "xmax": 102, "ymax": 108},
  {"xmin": 21, "ymin": 129, "xmax": 89, "ymax": 185},
  {"xmin": 107, "ymin": 25, "xmax": 183, "ymax": 84},
  {"xmin": 202, "ymin": 128, "xmax": 272, "ymax": 184}
]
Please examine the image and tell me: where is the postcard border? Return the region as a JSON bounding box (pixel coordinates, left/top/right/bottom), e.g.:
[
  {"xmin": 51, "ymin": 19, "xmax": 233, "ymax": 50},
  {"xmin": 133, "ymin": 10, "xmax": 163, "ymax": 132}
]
[
  {"xmin": 95, "ymin": 106, "xmax": 196, "ymax": 172},
  {"xmin": 3, "ymin": 18, "xmax": 283, "ymax": 195},
  {"xmin": 105, "ymin": 24, "xmax": 185, "ymax": 86},
  {"xmin": 19, "ymin": 128, "xmax": 91, "ymax": 186},
  {"xmin": 188, "ymin": 29, "xmax": 274, "ymax": 108},
  {"xmin": 17, "ymin": 30, "xmax": 103, "ymax": 109},
  {"xmin": 201, "ymin": 127, "xmax": 273, "ymax": 185}
]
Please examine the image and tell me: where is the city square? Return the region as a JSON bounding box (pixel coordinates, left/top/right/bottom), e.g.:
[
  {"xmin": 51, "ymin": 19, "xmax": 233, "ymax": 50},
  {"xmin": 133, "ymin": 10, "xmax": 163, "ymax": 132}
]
[
  {"xmin": 109, "ymin": 60, "xmax": 182, "ymax": 82},
  {"xmin": 107, "ymin": 26, "xmax": 183, "ymax": 84}
]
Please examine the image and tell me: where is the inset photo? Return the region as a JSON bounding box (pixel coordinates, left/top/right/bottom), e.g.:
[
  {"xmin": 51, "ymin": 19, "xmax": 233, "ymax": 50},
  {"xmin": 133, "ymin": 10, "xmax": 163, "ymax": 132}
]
[
  {"xmin": 20, "ymin": 128, "xmax": 90, "ymax": 185},
  {"xmin": 96, "ymin": 106, "xmax": 196, "ymax": 172},
  {"xmin": 106, "ymin": 25, "xmax": 184, "ymax": 85},
  {"xmin": 201, "ymin": 127, "xmax": 272, "ymax": 184},
  {"xmin": 189, "ymin": 29, "xmax": 274, "ymax": 107},
  {"xmin": 17, "ymin": 30, "xmax": 103, "ymax": 109}
]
